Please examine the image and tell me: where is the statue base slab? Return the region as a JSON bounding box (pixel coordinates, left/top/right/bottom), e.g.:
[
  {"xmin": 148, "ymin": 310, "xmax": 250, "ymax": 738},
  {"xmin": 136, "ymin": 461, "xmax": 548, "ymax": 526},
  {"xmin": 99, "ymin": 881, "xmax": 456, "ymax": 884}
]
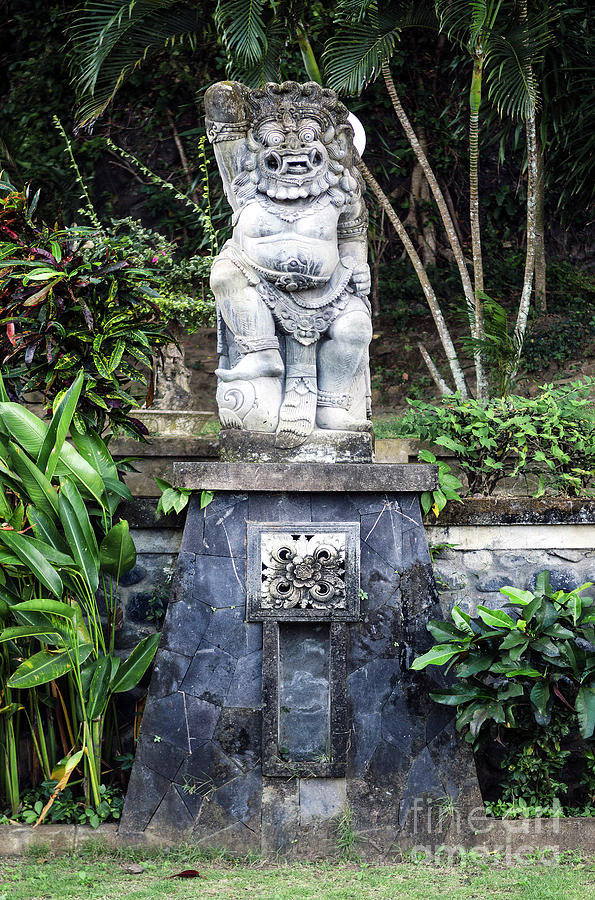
[{"xmin": 218, "ymin": 428, "xmax": 374, "ymax": 464}]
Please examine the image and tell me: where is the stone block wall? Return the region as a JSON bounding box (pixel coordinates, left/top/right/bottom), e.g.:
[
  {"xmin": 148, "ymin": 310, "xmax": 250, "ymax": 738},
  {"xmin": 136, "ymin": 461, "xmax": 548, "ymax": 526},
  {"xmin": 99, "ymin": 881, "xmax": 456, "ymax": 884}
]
[{"xmin": 426, "ymin": 499, "xmax": 595, "ymax": 620}]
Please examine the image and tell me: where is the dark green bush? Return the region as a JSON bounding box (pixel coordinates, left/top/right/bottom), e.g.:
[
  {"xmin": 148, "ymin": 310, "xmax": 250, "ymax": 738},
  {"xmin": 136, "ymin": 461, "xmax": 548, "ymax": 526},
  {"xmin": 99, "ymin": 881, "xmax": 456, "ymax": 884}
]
[
  {"xmin": 412, "ymin": 572, "xmax": 595, "ymax": 814},
  {"xmin": 0, "ymin": 183, "xmax": 168, "ymax": 438},
  {"xmin": 398, "ymin": 379, "xmax": 595, "ymax": 496}
]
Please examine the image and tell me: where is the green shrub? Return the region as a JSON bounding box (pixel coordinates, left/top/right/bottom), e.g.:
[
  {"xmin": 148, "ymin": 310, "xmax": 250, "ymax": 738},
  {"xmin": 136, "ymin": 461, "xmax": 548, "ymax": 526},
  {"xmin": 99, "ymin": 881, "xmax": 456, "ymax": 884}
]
[
  {"xmin": 107, "ymin": 216, "xmax": 215, "ymax": 332},
  {"xmin": 412, "ymin": 572, "xmax": 595, "ymax": 813},
  {"xmin": 0, "ymin": 373, "xmax": 159, "ymax": 819},
  {"xmin": 0, "ymin": 182, "xmax": 168, "ymax": 439},
  {"xmin": 398, "ymin": 379, "xmax": 595, "ymax": 496}
]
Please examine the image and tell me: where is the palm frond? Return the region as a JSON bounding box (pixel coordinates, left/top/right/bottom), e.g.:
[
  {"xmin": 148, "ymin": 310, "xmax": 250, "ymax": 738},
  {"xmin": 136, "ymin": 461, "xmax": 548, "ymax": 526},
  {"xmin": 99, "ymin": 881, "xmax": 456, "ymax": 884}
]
[
  {"xmin": 228, "ymin": 21, "xmax": 287, "ymax": 87},
  {"xmin": 215, "ymin": 0, "xmax": 267, "ymax": 66},
  {"xmin": 333, "ymin": 0, "xmax": 377, "ymax": 25},
  {"xmin": 325, "ymin": 1, "xmax": 436, "ymax": 96},
  {"xmin": 486, "ymin": 11, "xmax": 552, "ymax": 120},
  {"xmin": 436, "ymin": 0, "xmax": 489, "ymax": 47},
  {"xmin": 69, "ymin": 1, "xmax": 204, "ymax": 127},
  {"xmin": 324, "ymin": 22, "xmax": 398, "ymax": 94}
]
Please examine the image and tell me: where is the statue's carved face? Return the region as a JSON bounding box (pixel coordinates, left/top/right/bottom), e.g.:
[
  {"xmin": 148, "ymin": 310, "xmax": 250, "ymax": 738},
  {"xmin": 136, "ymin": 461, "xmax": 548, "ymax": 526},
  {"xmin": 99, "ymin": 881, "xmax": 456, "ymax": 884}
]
[
  {"xmin": 256, "ymin": 110, "xmax": 329, "ymax": 186},
  {"xmin": 243, "ymin": 96, "xmax": 358, "ymax": 203}
]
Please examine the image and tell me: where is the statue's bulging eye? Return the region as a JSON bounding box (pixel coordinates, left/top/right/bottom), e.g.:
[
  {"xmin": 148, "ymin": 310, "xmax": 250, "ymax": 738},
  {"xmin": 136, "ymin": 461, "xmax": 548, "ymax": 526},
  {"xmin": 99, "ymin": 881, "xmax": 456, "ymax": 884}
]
[
  {"xmin": 266, "ymin": 131, "xmax": 284, "ymax": 147},
  {"xmin": 300, "ymin": 128, "xmax": 316, "ymax": 143}
]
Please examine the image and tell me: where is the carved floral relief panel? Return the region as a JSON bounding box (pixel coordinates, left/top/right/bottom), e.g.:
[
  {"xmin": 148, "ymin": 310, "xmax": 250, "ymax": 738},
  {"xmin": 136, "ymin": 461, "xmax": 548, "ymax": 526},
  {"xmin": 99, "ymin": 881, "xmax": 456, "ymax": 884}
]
[{"xmin": 247, "ymin": 522, "xmax": 360, "ymax": 621}]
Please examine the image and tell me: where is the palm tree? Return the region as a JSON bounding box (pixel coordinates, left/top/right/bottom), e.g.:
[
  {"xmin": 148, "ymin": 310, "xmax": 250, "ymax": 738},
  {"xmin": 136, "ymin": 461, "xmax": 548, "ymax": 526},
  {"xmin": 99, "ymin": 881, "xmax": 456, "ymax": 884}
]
[{"xmin": 325, "ymin": 0, "xmax": 550, "ymax": 396}]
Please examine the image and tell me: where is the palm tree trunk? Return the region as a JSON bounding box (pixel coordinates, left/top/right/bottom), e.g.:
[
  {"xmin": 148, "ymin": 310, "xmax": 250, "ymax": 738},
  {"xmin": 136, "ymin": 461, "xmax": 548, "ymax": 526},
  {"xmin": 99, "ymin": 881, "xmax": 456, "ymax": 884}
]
[
  {"xmin": 358, "ymin": 160, "xmax": 467, "ymax": 396},
  {"xmin": 296, "ymin": 24, "xmax": 323, "ymax": 84},
  {"xmin": 469, "ymin": 55, "xmax": 485, "ymax": 296},
  {"xmin": 534, "ymin": 125, "xmax": 546, "ymax": 312},
  {"xmin": 508, "ymin": 108, "xmax": 538, "ymax": 385},
  {"xmin": 382, "ymin": 62, "xmax": 488, "ymax": 400},
  {"xmin": 508, "ymin": 0, "xmax": 538, "ymax": 384}
]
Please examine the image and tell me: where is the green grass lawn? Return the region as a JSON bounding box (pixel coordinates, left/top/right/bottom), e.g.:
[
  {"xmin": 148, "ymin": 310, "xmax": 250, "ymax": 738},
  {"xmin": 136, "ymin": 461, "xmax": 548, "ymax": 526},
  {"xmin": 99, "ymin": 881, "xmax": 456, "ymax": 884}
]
[{"xmin": 0, "ymin": 846, "xmax": 593, "ymax": 900}]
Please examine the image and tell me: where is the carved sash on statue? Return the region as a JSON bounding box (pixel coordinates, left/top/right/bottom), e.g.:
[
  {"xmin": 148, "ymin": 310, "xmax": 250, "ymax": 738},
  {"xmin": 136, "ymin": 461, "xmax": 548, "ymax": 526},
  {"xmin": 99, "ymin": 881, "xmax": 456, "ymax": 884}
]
[{"xmin": 205, "ymin": 80, "xmax": 373, "ymax": 448}]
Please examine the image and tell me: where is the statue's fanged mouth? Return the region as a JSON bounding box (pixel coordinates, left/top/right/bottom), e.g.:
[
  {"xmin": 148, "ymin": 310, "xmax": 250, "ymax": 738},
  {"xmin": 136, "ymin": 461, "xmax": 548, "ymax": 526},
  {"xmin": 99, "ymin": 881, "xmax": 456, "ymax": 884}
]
[{"xmin": 264, "ymin": 148, "xmax": 325, "ymax": 180}]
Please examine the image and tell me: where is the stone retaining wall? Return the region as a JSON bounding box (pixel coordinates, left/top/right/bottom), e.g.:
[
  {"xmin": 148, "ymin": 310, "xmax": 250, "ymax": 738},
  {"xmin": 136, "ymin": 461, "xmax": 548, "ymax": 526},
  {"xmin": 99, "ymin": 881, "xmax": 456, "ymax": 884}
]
[{"xmin": 426, "ymin": 499, "xmax": 595, "ymax": 620}]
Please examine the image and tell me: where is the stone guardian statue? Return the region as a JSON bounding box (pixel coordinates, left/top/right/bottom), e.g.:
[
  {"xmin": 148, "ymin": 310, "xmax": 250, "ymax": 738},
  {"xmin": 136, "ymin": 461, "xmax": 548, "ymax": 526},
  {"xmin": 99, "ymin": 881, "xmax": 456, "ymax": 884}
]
[{"xmin": 205, "ymin": 81, "xmax": 372, "ymax": 449}]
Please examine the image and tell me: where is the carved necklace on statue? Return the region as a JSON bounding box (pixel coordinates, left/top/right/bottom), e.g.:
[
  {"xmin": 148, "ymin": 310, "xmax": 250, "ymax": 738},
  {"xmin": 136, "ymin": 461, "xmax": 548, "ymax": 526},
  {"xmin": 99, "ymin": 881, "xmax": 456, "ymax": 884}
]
[{"xmin": 259, "ymin": 193, "xmax": 332, "ymax": 223}]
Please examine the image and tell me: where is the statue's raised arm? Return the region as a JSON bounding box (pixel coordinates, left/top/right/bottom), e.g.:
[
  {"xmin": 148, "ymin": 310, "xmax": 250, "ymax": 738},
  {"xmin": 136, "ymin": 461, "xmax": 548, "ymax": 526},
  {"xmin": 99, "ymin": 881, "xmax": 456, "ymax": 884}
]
[{"xmin": 204, "ymin": 81, "xmax": 250, "ymax": 211}]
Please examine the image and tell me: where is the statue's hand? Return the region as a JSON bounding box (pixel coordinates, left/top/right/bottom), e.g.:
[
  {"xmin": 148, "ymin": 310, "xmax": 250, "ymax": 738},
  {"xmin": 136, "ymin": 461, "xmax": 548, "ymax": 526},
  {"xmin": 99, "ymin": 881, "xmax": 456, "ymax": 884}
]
[{"xmin": 349, "ymin": 262, "xmax": 371, "ymax": 297}]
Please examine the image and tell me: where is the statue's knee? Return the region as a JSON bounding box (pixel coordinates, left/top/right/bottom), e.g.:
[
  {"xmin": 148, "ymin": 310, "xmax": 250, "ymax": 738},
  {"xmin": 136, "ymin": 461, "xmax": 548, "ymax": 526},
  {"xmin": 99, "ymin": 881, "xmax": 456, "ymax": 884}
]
[
  {"xmin": 210, "ymin": 259, "xmax": 247, "ymax": 297},
  {"xmin": 330, "ymin": 312, "xmax": 372, "ymax": 348}
]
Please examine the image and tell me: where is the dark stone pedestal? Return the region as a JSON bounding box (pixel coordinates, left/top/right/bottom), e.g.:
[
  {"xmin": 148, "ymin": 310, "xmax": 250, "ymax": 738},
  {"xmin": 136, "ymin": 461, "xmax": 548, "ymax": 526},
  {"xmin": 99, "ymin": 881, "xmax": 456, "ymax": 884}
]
[{"xmin": 121, "ymin": 467, "xmax": 482, "ymax": 858}]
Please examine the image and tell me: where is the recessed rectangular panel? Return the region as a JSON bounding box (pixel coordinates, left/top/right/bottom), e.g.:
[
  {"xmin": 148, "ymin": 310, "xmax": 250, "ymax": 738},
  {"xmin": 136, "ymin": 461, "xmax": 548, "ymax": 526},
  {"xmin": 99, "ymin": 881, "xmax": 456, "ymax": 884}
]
[
  {"xmin": 262, "ymin": 621, "xmax": 347, "ymax": 778},
  {"xmin": 278, "ymin": 623, "xmax": 330, "ymax": 762}
]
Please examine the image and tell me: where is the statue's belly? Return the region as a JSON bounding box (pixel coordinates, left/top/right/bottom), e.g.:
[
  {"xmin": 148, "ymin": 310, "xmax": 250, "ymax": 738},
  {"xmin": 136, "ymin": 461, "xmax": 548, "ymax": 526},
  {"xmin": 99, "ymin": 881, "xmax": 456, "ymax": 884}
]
[
  {"xmin": 240, "ymin": 235, "xmax": 339, "ymax": 279},
  {"xmin": 234, "ymin": 202, "xmax": 340, "ymax": 279}
]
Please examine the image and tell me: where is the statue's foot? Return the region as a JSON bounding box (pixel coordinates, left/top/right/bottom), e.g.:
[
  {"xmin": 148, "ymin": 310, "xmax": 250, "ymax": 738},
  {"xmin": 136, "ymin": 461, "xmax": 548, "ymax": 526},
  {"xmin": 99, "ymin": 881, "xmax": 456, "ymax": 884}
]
[
  {"xmin": 275, "ymin": 382, "xmax": 317, "ymax": 448},
  {"xmin": 316, "ymin": 407, "xmax": 371, "ymax": 431},
  {"xmin": 216, "ymin": 349, "xmax": 284, "ymax": 383}
]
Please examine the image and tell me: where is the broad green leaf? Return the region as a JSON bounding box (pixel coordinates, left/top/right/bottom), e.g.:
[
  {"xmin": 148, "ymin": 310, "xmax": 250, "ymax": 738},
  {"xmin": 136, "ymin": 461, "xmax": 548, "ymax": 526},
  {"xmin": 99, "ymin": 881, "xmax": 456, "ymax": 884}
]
[
  {"xmin": 22, "ymin": 536, "xmax": 74, "ymax": 568},
  {"xmin": 530, "ymin": 681, "xmax": 551, "ymax": 725},
  {"xmin": 200, "ymin": 489, "xmax": 214, "ymax": 510},
  {"xmin": 505, "ymin": 667, "xmax": 542, "ymax": 677},
  {"xmin": 0, "ymin": 625, "xmax": 65, "ymax": 646},
  {"xmin": 0, "ymin": 403, "xmax": 103, "ymax": 501},
  {"xmin": 427, "ymin": 619, "xmax": 471, "ymax": 643},
  {"xmin": 499, "ymin": 586, "xmax": 535, "ymax": 605},
  {"xmin": 7, "ymin": 443, "xmax": 59, "ymax": 519},
  {"xmin": 111, "ymin": 633, "xmax": 160, "ymax": 693},
  {"xmin": 455, "ymin": 653, "xmax": 497, "ymax": 677},
  {"xmin": 53, "ymin": 441, "xmax": 104, "ymax": 503},
  {"xmin": 498, "ymin": 682, "xmax": 524, "ymax": 700},
  {"xmin": 0, "ymin": 529, "xmax": 62, "ymax": 597},
  {"xmin": 0, "ymin": 550, "xmax": 22, "ymax": 567},
  {"xmin": 28, "ymin": 507, "xmax": 70, "ymax": 555},
  {"xmin": 38, "ymin": 369, "xmax": 84, "ymax": 478},
  {"xmin": 534, "ymin": 571, "xmax": 551, "ymax": 596},
  {"xmin": 99, "ymin": 520, "xmax": 136, "ymax": 578},
  {"xmin": 0, "ymin": 402, "xmax": 48, "ymax": 455},
  {"xmin": 58, "ymin": 487, "xmax": 99, "ymax": 595},
  {"xmin": 531, "ymin": 637, "xmax": 560, "ymax": 658},
  {"xmin": 500, "ymin": 631, "xmax": 529, "ymax": 649},
  {"xmin": 521, "ymin": 596, "xmax": 542, "ymax": 622},
  {"xmin": 477, "ymin": 606, "xmax": 516, "ymax": 630},
  {"xmin": 434, "ymin": 435, "xmax": 466, "ymax": 453},
  {"xmin": 12, "ymin": 599, "xmax": 75, "ymax": 620},
  {"xmin": 59, "ymin": 478, "xmax": 99, "ymax": 565},
  {"xmin": 451, "ymin": 605, "xmax": 474, "ymax": 634},
  {"xmin": 86, "ymin": 656, "xmax": 112, "ymax": 719},
  {"xmin": 8, "ymin": 649, "xmax": 73, "ymax": 688},
  {"xmin": 430, "ymin": 685, "xmax": 493, "ymax": 706},
  {"xmin": 70, "ymin": 425, "xmax": 118, "ymax": 483},
  {"xmin": 410, "ymin": 643, "xmax": 461, "ymax": 670},
  {"xmin": 576, "ymin": 684, "xmax": 595, "ymax": 739}
]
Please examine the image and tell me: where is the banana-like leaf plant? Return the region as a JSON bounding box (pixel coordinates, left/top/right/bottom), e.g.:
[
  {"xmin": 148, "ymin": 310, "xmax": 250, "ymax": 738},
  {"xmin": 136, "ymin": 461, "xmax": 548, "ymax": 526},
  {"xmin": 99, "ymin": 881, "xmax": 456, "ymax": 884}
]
[{"xmin": 0, "ymin": 371, "xmax": 160, "ymax": 816}]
